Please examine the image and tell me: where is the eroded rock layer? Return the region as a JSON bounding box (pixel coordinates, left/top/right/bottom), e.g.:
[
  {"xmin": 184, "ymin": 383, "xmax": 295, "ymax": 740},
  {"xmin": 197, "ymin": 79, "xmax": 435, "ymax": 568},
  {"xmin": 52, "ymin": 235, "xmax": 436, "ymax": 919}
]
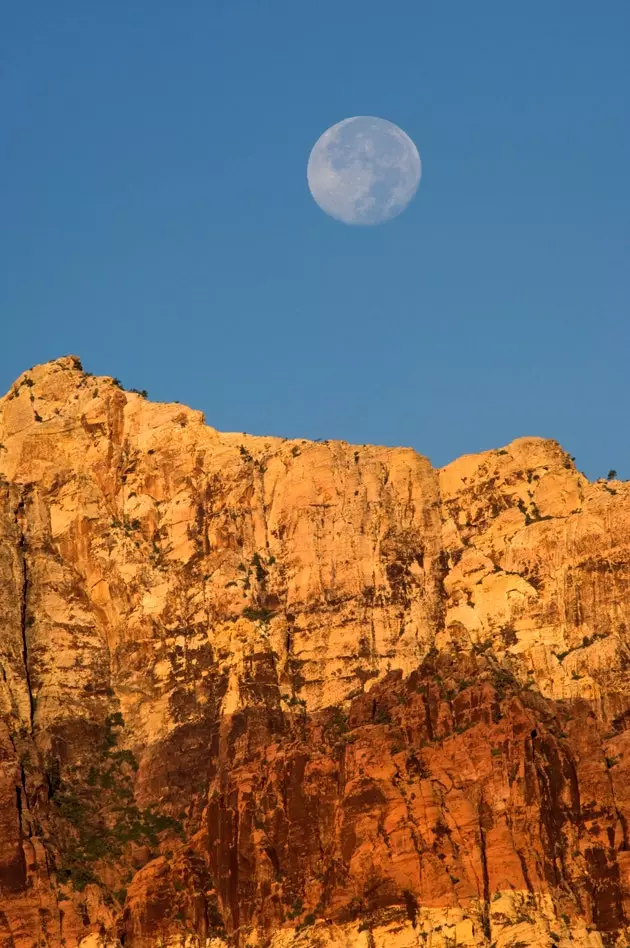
[{"xmin": 0, "ymin": 356, "xmax": 629, "ymax": 947}]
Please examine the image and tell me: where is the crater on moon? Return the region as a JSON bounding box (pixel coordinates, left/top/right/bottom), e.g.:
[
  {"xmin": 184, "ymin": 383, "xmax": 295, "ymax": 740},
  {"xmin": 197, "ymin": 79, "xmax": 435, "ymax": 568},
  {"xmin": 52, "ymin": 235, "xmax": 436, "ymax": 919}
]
[{"xmin": 307, "ymin": 116, "xmax": 421, "ymax": 226}]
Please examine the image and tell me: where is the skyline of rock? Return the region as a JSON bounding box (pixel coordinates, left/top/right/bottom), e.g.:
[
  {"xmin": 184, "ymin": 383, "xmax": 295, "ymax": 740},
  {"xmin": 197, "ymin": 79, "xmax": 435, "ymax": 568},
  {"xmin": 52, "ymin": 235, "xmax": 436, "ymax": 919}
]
[{"xmin": 0, "ymin": 356, "xmax": 629, "ymax": 947}]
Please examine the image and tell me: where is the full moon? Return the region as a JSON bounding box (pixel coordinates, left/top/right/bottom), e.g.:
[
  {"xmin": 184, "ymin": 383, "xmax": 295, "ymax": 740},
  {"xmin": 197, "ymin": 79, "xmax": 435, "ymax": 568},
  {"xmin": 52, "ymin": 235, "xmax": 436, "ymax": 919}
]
[{"xmin": 307, "ymin": 116, "xmax": 421, "ymax": 226}]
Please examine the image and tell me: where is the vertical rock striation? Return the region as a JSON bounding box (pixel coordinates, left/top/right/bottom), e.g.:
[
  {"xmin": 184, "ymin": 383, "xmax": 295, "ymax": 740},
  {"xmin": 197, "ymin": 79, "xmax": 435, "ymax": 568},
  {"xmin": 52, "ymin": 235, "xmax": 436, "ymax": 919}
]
[{"xmin": 0, "ymin": 357, "xmax": 629, "ymax": 946}]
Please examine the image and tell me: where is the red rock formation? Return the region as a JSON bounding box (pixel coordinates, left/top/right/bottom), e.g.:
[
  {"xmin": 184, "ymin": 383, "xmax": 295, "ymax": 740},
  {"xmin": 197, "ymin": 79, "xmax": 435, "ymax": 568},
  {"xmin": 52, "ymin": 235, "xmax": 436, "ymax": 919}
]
[{"xmin": 0, "ymin": 356, "xmax": 629, "ymax": 947}]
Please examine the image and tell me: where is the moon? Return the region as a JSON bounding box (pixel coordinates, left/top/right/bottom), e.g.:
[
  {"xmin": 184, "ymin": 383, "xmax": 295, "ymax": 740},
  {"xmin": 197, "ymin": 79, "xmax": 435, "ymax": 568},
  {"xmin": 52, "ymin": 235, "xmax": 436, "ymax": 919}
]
[{"xmin": 307, "ymin": 116, "xmax": 421, "ymax": 226}]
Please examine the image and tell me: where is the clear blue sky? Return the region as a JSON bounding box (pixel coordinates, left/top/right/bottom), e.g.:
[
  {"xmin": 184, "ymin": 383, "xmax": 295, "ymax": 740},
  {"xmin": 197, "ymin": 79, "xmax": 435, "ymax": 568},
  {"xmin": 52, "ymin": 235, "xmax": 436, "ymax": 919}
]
[{"xmin": 2, "ymin": 2, "xmax": 628, "ymax": 479}]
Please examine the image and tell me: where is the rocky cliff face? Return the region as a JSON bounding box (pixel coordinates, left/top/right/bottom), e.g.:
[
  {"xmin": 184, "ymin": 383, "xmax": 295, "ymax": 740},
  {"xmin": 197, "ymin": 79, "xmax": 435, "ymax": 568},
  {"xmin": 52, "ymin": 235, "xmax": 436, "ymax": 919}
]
[{"xmin": 1, "ymin": 356, "xmax": 630, "ymax": 947}]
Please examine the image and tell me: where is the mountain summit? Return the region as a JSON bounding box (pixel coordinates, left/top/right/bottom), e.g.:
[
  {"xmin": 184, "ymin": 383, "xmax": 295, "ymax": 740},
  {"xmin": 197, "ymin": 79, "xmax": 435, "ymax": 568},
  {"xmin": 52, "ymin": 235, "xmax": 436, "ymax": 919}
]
[{"xmin": 1, "ymin": 356, "xmax": 629, "ymax": 947}]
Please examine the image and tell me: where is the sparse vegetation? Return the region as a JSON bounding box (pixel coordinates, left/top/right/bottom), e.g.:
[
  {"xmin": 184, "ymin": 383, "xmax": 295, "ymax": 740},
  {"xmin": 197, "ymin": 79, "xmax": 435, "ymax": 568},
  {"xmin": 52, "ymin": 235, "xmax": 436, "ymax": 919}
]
[
  {"xmin": 52, "ymin": 712, "xmax": 184, "ymax": 893},
  {"xmin": 286, "ymin": 694, "xmax": 306, "ymax": 708},
  {"xmin": 286, "ymin": 897, "xmax": 304, "ymax": 921},
  {"xmin": 242, "ymin": 606, "xmax": 276, "ymax": 622},
  {"xmin": 330, "ymin": 707, "xmax": 348, "ymax": 733},
  {"xmin": 373, "ymin": 706, "xmax": 392, "ymax": 725},
  {"xmin": 555, "ymin": 631, "xmax": 608, "ymax": 663},
  {"xmin": 251, "ymin": 552, "xmax": 267, "ymax": 583}
]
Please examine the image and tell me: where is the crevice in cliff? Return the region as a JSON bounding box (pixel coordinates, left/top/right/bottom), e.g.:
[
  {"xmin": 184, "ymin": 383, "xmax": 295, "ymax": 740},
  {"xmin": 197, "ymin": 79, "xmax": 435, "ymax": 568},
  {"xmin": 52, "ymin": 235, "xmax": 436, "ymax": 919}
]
[
  {"xmin": 15, "ymin": 785, "xmax": 23, "ymax": 824},
  {"xmin": 19, "ymin": 567, "xmax": 35, "ymax": 732},
  {"xmin": 605, "ymin": 755, "xmax": 630, "ymax": 853},
  {"xmin": 0, "ymin": 909, "xmax": 18, "ymax": 948},
  {"xmin": 506, "ymin": 809, "xmax": 534, "ymax": 894},
  {"xmin": 423, "ymin": 691, "xmax": 434, "ymax": 743},
  {"xmin": 478, "ymin": 812, "xmax": 491, "ymax": 940},
  {"xmin": 15, "ymin": 498, "xmax": 35, "ymax": 733},
  {"xmin": 393, "ymin": 765, "xmax": 425, "ymax": 881},
  {"xmin": 617, "ymin": 810, "xmax": 629, "ymax": 852}
]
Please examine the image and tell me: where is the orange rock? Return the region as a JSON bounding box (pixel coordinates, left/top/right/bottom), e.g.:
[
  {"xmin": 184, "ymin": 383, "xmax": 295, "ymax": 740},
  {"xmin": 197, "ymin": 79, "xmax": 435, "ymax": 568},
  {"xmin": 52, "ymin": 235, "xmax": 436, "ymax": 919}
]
[{"xmin": 0, "ymin": 357, "xmax": 628, "ymax": 946}]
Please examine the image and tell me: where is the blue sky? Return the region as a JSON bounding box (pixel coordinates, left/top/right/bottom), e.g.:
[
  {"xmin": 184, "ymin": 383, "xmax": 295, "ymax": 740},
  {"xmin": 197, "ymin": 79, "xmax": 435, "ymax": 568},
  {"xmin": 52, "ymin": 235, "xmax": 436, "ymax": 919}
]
[{"xmin": 1, "ymin": 1, "xmax": 628, "ymax": 479}]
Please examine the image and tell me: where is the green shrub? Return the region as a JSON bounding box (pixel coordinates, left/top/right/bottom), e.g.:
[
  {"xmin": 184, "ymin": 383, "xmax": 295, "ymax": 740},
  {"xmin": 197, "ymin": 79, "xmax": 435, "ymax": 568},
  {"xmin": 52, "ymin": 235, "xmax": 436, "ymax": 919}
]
[
  {"xmin": 330, "ymin": 708, "xmax": 348, "ymax": 733},
  {"xmin": 242, "ymin": 606, "xmax": 276, "ymax": 622},
  {"xmin": 373, "ymin": 707, "xmax": 391, "ymax": 725},
  {"xmin": 53, "ymin": 709, "xmax": 184, "ymax": 894},
  {"xmin": 251, "ymin": 552, "xmax": 267, "ymax": 583}
]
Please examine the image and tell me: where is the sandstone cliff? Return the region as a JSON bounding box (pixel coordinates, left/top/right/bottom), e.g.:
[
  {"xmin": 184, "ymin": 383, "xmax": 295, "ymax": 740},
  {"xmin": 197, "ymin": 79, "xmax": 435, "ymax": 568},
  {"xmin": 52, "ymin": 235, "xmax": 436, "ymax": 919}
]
[{"xmin": 1, "ymin": 356, "xmax": 629, "ymax": 947}]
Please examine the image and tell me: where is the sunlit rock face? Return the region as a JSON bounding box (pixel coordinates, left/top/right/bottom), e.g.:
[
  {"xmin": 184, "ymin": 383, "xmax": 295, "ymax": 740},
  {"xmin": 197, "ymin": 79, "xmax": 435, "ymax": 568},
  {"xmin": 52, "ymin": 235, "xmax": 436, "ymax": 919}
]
[{"xmin": 1, "ymin": 356, "xmax": 630, "ymax": 948}]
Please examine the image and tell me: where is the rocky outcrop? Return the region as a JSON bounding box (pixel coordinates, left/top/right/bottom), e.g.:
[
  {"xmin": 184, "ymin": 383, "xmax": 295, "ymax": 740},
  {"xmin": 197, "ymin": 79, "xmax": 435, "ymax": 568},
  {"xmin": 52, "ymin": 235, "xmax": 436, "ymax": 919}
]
[{"xmin": 0, "ymin": 356, "xmax": 629, "ymax": 947}]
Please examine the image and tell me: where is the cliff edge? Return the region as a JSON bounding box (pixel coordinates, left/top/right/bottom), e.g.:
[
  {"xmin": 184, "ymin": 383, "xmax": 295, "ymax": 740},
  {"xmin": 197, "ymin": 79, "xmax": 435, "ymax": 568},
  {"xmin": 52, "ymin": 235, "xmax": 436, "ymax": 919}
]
[{"xmin": 1, "ymin": 356, "xmax": 629, "ymax": 947}]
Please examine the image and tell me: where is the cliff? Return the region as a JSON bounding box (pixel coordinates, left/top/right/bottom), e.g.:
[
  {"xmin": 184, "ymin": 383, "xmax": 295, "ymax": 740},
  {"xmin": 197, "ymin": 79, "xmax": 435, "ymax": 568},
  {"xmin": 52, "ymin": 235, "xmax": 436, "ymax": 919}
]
[{"xmin": 0, "ymin": 355, "xmax": 629, "ymax": 947}]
